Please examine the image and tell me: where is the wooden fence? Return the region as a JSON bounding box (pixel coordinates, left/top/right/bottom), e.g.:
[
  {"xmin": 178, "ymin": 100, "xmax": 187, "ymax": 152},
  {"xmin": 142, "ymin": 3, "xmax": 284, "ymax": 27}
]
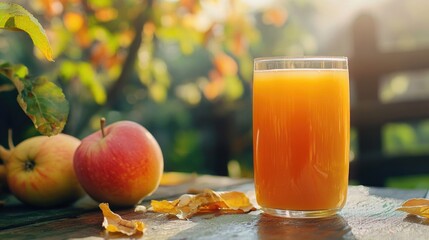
[{"xmin": 349, "ymin": 13, "xmax": 429, "ymax": 186}]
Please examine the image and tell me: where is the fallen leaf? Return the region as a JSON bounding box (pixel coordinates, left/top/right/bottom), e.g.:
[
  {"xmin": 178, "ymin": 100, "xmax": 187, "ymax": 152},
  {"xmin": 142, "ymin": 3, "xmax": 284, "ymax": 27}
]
[
  {"xmin": 149, "ymin": 189, "xmax": 256, "ymax": 219},
  {"xmin": 218, "ymin": 191, "xmax": 255, "ymax": 211},
  {"xmin": 99, "ymin": 203, "xmax": 145, "ymax": 236},
  {"xmin": 397, "ymin": 198, "xmax": 429, "ymax": 218}
]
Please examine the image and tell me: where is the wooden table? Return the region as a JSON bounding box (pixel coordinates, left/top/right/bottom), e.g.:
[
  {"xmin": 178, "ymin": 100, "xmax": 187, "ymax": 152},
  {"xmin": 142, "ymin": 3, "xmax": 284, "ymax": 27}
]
[{"xmin": 1, "ymin": 175, "xmax": 429, "ymax": 239}]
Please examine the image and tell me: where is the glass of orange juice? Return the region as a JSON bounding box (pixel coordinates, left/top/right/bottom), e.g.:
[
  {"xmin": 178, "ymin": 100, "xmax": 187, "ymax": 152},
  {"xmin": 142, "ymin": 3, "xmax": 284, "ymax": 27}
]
[{"xmin": 253, "ymin": 56, "xmax": 350, "ymax": 218}]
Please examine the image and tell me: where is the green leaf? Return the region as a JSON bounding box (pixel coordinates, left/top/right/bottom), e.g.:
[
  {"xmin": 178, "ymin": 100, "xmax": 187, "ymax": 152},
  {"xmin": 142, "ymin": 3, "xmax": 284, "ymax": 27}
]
[
  {"xmin": 152, "ymin": 58, "xmax": 170, "ymax": 87},
  {"xmin": 59, "ymin": 60, "xmax": 76, "ymax": 81},
  {"xmin": 0, "ymin": 3, "xmax": 54, "ymax": 61},
  {"xmin": 89, "ymin": 0, "xmax": 113, "ymax": 8},
  {"xmin": 59, "ymin": 61, "xmax": 107, "ymax": 104},
  {"xmin": 17, "ymin": 77, "xmax": 69, "ymax": 136},
  {"xmin": 149, "ymin": 82, "xmax": 167, "ymax": 103},
  {"xmin": 238, "ymin": 54, "xmax": 253, "ymax": 81},
  {"xmin": 224, "ymin": 76, "xmax": 243, "ymax": 101},
  {"xmin": 77, "ymin": 62, "xmax": 106, "ymax": 104},
  {"xmin": 0, "ymin": 64, "xmax": 68, "ymax": 136}
]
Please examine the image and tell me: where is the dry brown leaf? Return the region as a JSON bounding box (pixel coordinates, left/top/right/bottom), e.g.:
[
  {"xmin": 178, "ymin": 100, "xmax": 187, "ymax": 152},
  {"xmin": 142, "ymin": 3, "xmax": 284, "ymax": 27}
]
[
  {"xmin": 148, "ymin": 189, "xmax": 256, "ymax": 219},
  {"xmin": 160, "ymin": 172, "xmax": 197, "ymax": 186},
  {"xmin": 397, "ymin": 198, "xmax": 429, "ymax": 218},
  {"xmin": 99, "ymin": 203, "xmax": 145, "ymax": 236}
]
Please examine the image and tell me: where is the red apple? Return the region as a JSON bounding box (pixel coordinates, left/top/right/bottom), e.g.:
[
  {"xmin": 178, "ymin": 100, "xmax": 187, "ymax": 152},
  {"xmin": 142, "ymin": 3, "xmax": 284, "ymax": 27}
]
[
  {"xmin": 1, "ymin": 134, "xmax": 85, "ymax": 207},
  {"xmin": 73, "ymin": 118, "xmax": 164, "ymax": 207}
]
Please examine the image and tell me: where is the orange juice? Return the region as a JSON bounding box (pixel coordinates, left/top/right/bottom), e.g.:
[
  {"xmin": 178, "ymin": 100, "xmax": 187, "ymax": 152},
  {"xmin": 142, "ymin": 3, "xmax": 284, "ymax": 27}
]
[{"xmin": 253, "ymin": 67, "xmax": 349, "ymax": 213}]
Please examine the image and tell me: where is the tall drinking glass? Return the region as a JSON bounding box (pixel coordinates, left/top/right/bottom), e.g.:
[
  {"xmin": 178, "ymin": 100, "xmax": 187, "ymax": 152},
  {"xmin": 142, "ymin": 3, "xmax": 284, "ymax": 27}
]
[{"xmin": 253, "ymin": 56, "xmax": 350, "ymax": 218}]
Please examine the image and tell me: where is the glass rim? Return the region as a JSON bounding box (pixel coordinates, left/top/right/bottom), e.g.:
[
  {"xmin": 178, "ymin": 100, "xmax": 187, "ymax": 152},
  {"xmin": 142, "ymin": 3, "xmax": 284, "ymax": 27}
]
[
  {"xmin": 254, "ymin": 56, "xmax": 347, "ymax": 63},
  {"xmin": 254, "ymin": 56, "xmax": 348, "ymax": 71}
]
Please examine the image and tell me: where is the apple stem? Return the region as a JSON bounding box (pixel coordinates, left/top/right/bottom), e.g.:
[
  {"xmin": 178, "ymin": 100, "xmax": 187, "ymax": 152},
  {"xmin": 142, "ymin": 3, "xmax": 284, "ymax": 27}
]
[
  {"xmin": 7, "ymin": 129, "xmax": 14, "ymax": 150},
  {"xmin": 100, "ymin": 118, "xmax": 106, "ymax": 138},
  {"xmin": 0, "ymin": 146, "xmax": 10, "ymax": 163}
]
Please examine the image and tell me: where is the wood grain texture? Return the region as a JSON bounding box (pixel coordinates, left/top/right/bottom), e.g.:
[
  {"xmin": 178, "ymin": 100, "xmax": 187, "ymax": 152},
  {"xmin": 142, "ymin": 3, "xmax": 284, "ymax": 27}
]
[
  {"xmin": 1, "ymin": 179, "xmax": 429, "ymax": 240},
  {"xmin": 343, "ymin": 186, "xmax": 428, "ymax": 240},
  {"xmin": 0, "ymin": 175, "xmax": 251, "ymax": 231}
]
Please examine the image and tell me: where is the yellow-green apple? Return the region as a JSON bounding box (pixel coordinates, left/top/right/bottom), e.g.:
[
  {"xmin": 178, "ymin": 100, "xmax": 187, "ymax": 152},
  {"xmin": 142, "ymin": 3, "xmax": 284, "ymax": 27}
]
[
  {"xmin": 73, "ymin": 118, "xmax": 164, "ymax": 207},
  {"xmin": 0, "ymin": 134, "xmax": 85, "ymax": 207},
  {"xmin": 0, "ymin": 144, "xmax": 10, "ymax": 194}
]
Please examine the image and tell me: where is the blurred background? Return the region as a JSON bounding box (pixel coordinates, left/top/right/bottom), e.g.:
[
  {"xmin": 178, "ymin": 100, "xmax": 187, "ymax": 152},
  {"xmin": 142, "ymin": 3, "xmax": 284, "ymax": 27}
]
[{"xmin": 1, "ymin": 0, "xmax": 429, "ymax": 188}]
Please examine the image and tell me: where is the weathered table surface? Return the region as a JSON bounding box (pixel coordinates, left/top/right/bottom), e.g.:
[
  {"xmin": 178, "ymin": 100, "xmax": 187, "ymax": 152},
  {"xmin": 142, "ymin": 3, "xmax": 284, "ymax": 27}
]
[{"xmin": 1, "ymin": 175, "xmax": 429, "ymax": 240}]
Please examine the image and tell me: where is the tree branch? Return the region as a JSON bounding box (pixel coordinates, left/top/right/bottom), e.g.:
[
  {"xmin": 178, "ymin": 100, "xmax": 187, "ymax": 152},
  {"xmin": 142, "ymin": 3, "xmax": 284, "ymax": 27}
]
[
  {"xmin": 71, "ymin": 0, "xmax": 153, "ymax": 136},
  {"xmin": 106, "ymin": 3, "xmax": 149, "ymax": 107}
]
